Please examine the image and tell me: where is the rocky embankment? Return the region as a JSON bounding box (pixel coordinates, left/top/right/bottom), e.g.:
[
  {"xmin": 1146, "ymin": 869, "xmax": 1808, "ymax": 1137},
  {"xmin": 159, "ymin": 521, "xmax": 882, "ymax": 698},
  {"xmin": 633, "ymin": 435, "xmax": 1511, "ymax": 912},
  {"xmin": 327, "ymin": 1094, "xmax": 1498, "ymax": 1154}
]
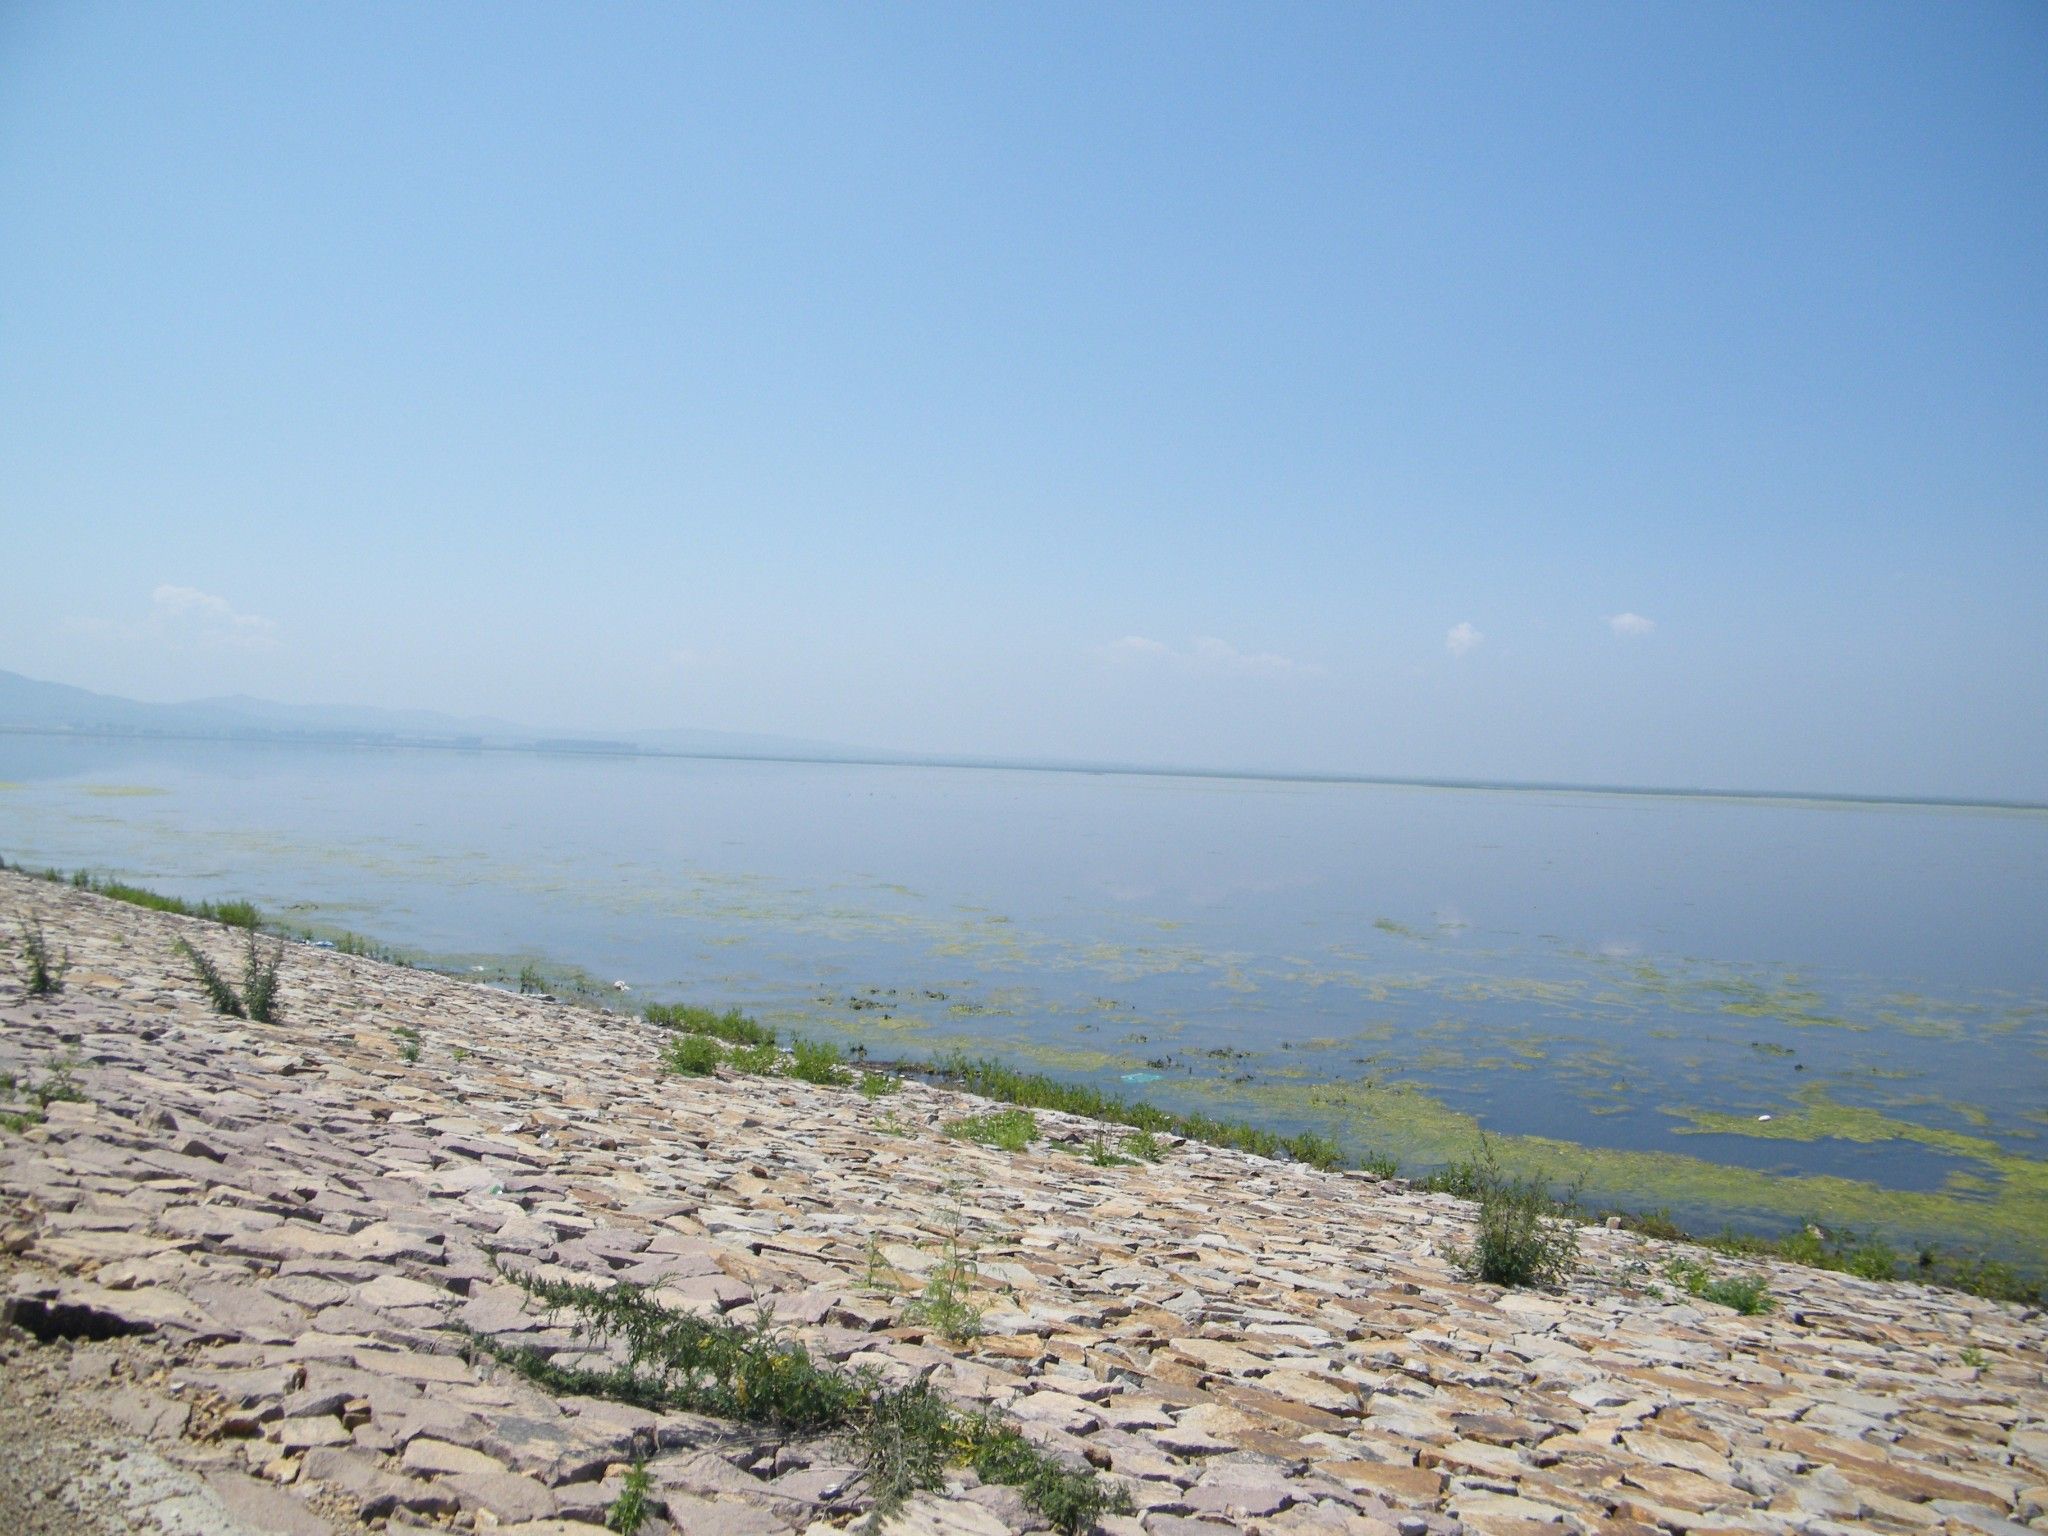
[{"xmin": 1, "ymin": 870, "xmax": 2043, "ymax": 1536}]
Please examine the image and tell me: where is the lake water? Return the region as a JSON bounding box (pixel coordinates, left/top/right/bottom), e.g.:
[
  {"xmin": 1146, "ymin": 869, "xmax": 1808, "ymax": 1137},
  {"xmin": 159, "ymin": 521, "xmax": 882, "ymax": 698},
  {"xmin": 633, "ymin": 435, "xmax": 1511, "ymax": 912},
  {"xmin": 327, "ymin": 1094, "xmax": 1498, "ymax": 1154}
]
[{"xmin": 3, "ymin": 733, "xmax": 2044, "ymax": 1262}]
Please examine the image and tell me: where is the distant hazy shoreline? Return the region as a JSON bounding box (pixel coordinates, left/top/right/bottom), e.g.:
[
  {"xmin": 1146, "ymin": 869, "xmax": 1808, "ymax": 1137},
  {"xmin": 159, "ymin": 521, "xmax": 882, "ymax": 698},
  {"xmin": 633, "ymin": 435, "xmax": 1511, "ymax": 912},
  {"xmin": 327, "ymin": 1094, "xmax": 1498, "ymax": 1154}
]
[{"xmin": 4, "ymin": 721, "xmax": 2044, "ymax": 817}]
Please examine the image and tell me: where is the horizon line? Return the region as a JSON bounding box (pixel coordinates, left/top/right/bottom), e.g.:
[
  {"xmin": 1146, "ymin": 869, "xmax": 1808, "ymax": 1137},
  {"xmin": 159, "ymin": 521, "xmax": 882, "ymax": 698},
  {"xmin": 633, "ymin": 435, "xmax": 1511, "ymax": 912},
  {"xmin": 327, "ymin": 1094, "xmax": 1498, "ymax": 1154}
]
[{"xmin": 5, "ymin": 721, "xmax": 2045, "ymax": 816}]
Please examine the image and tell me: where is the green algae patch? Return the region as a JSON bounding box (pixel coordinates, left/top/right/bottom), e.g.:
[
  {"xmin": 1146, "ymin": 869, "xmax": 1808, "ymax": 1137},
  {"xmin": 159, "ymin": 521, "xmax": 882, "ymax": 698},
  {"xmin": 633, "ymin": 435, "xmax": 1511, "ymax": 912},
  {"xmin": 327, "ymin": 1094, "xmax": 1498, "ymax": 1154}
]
[
  {"xmin": 1658, "ymin": 1084, "xmax": 2048, "ymax": 1258},
  {"xmin": 77, "ymin": 784, "xmax": 169, "ymax": 798},
  {"xmin": 1153, "ymin": 1072, "xmax": 2045, "ymax": 1263}
]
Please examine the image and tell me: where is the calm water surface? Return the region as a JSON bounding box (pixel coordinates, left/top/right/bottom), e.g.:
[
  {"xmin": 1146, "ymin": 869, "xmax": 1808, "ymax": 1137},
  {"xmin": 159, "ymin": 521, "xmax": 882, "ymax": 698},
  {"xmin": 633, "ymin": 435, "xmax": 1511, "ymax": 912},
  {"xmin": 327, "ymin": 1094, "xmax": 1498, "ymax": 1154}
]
[{"xmin": 4, "ymin": 735, "xmax": 2044, "ymax": 1257}]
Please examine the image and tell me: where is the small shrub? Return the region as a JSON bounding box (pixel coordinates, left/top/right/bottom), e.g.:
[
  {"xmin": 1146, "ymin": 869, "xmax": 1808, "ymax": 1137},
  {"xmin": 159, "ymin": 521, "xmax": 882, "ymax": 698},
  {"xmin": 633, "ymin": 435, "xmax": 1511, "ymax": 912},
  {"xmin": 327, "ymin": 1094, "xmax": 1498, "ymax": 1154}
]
[
  {"xmin": 787, "ymin": 1037, "xmax": 849, "ymax": 1086},
  {"xmin": 644, "ymin": 1002, "xmax": 774, "ymax": 1047},
  {"xmin": 18, "ymin": 920, "xmax": 67, "ymax": 997},
  {"xmin": 393, "ymin": 1025, "xmax": 422, "ymax": 1064},
  {"xmin": 662, "ymin": 1034, "xmax": 724, "ymax": 1076},
  {"xmin": 606, "ymin": 1460, "xmax": 652, "ymax": 1534},
  {"xmin": 1960, "ymin": 1345, "xmax": 1988, "ymax": 1369},
  {"xmin": 726, "ymin": 1041, "xmax": 779, "ymax": 1075},
  {"xmin": 875, "ymin": 1110, "xmax": 912, "ymax": 1138},
  {"xmin": 858, "ymin": 1070, "xmax": 899, "ymax": 1099},
  {"xmin": 175, "ymin": 938, "xmax": 245, "ymax": 1017},
  {"xmin": 945, "ymin": 1108, "xmax": 1038, "ymax": 1152},
  {"xmin": 518, "ymin": 962, "xmax": 546, "ymax": 995},
  {"xmin": 1444, "ymin": 1143, "xmax": 1580, "ymax": 1289},
  {"xmin": 1358, "ymin": 1149, "xmax": 1401, "ymax": 1178}
]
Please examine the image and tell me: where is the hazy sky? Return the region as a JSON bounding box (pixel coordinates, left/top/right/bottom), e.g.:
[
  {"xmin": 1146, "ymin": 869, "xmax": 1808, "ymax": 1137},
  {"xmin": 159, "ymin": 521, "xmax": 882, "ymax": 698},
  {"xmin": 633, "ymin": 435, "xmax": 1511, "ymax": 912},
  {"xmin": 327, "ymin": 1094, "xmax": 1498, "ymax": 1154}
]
[{"xmin": 4, "ymin": 4, "xmax": 2044, "ymax": 797}]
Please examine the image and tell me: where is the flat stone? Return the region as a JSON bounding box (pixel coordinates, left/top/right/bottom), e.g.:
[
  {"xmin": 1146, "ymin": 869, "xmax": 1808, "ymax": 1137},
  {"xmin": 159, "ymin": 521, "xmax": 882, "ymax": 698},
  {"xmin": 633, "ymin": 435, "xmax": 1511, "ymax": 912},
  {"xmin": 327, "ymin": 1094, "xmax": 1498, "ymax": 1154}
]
[
  {"xmin": 402, "ymin": 1435, "xmax": 510, "ymax": 1476},
  {"xmin": 445, "ymin": 1469, "xmax": 561, "ymax": 1522}
]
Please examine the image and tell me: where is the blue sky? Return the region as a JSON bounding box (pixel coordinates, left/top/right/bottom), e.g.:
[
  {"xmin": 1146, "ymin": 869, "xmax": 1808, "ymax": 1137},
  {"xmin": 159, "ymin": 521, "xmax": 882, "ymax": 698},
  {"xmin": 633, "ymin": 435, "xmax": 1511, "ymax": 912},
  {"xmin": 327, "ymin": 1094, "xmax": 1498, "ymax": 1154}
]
[{"xmin": 3, "ymin": 3, "xmax": 2044, "ymax": 797}]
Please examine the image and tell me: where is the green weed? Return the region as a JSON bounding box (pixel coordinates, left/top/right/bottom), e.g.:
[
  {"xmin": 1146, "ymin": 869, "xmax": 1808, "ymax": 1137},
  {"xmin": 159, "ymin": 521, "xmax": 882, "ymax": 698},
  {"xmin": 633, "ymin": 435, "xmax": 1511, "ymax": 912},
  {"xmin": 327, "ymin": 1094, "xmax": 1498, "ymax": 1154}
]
[
  {"xmin": 644, "ymin": 1002, "xmax": 775, "ymax": 1047},
  {"xmin": 1444, "ymin": 1141, "xmax": 1580, "ymax": 1289},
  {"xmin": 1082, "ymin": 1131, "xmax": 1134, "ymax": 1167},
  {"xmin": 0, "ymin": 1051, "xmax": 87, "ymax": 1131},
  {"xmin": 662, "ymin": 1033, "xmax": 724, "ymax": 1076},
  {"xmin": 945, "ymin": 1108, "xmax": 1038, "ymax": 1152},
  {"xmin": 67, "ymin": 870, "xmax": 258, "ymax": 928},
  {"xmin": 726, "ymin": 1041, "xmax": 779, "ymax": 1075},
  {"xmin": 17, "ymin": 920, "xmax": 66, "ymax": 997},
  {"xmin": 465, "ymin": 1260, "xmax": 1126, "ymax": 1533},
  {"xmin": 1697, "ymin": 1274, "xmax": 1775, "ymax": 1314},
  {"xmin": 787, "ymin": 1037, "xmax": 850, "ymax": 1087},
  {"xmin": 606, "ymin": 1460, "xmax": 652, "ymax": 1534},
  {"xmin": 175, "ymin": 938, "xmax": 245, "ymax": 1017},
  {"xmin": 241, "ymin": 932, "xmax": 285, "ymax": 1023},
  {"xmin": 171, "ymin": 932, "xmax": 285, "ymax": 1022},
  {"xmin": 1120, "ymin": 1129, "xmax": 1165, "ymax": 1162},
  {"xmin": 858, "ymin": 1070, "xmax": 900, "ymax": 1099},
  {"xmin": 1664, "ymin": 1256, "xmax": 1774, "ymax": 1314},
  {"xmin": 902, "ymin": 1238, "xmax": 984, "ymax": 1344},
  {"xmin": 1283, "ymin": 1130, "xmax": 1343, "ymax": 1170}
]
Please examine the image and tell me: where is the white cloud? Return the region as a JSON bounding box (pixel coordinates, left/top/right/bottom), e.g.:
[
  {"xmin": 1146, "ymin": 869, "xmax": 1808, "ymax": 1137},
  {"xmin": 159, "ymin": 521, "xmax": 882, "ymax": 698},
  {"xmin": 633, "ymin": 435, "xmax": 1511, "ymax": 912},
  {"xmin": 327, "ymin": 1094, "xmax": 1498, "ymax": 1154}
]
[
  {"xmin": 150, "ymin": 584, "xmax": 274, "ymax": 643},
  {"xmin": 1103, "ymin": 634, "xmax": 1316, "ymax": 679},
  {"xmin": 1607, "ymin": 612, "xmax": 1656, "ymax": 638},
  {"xmin": 1105, "ymin": 635, "xmax": 1174, "ymax": 661},
  {"xmin": 148, "ymin": 584, "xmax": 277, "ymax": 648},
  {"xmin": 1445, "ymin": 621, "xmax": 1484, "ymax": 658}
]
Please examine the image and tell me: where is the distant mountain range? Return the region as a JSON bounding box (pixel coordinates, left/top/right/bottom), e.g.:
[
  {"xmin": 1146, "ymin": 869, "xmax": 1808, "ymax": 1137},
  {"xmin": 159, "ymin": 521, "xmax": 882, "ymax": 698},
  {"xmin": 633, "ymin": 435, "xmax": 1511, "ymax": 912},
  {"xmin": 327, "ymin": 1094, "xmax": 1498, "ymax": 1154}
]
[{"xmin": 0, "ymin": 669, "xmax": 847, "ymax": 760}]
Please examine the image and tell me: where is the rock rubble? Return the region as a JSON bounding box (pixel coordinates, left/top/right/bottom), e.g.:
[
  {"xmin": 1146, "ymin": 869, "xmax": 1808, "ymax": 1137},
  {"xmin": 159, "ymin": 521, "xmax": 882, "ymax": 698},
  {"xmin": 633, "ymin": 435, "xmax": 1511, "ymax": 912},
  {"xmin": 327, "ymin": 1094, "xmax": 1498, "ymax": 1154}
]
[{"xmin": 2, "ymin": 871, "xmax": 2043, "ymax": 1536}]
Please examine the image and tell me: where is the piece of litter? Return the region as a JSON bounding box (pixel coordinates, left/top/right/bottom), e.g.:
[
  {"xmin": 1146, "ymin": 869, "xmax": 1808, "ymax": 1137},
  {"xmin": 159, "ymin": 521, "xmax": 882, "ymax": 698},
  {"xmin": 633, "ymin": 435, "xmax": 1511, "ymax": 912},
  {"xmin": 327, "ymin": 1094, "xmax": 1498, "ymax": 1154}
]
[{"xmin": 1757, "ymin": 1113, "xmax": 1773, "ymax": 1122}]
